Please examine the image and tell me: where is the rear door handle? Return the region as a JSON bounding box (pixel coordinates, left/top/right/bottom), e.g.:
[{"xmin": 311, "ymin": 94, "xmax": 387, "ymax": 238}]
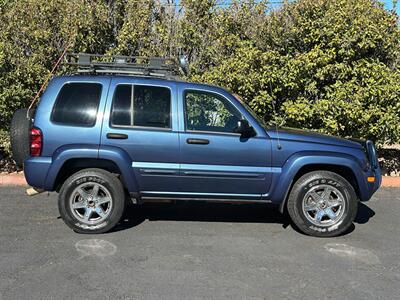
[
  {"xmin": 107, "ymin": 133, "xmax": 128, "ymax": 139},
  {"xmin": 186, "ymin": 138, "xmax": 209, "ymax": 145}
]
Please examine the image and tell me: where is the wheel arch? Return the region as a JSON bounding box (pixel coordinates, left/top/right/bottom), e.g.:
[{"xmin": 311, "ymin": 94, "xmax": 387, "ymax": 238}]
[
  {"xmin": 53, "ymin": 158, "xmax": 123, "ymax": 192},
  {"xmin": 278, "ymin": 164, "xmax": 360, "ymax": 212},
  {"xmin": 273, "ymin": 152, "xmax": 365, "ymax": 214},
  {"xmin": 45, "ymin": 145, "xmax": 139, "ymax": 193}
]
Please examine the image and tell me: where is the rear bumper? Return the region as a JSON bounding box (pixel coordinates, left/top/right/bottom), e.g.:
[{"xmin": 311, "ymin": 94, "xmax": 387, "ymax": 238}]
[{"xmin": 23, "ymin": 157, "xmax": 52, "ymax": 189}]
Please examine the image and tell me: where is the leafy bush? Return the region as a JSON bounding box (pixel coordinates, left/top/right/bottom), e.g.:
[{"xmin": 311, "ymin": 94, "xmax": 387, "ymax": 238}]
[
  {"xmin": 0, "ymin": 0, "xmax": 399, "ymax": 154},
  {"xmin": 0, "ymin": 129, "xmax": 11, "ymax": 157},
  {"xmin": 195, "ymin": 0, "xmax": 400, "ymax": 145}
]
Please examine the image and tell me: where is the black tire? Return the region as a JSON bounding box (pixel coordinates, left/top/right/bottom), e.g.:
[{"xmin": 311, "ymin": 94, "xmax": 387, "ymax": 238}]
[
  {"xmin": 58, "ymin": 168, "xmax": 126, "ymax": 234},
  {"xmin": 287, "ymin": 171, "xmax": 358, "ymax": 237},
  {"xmin": 10, "ymin": 108, "xmax": 35, "ymax": 167}
]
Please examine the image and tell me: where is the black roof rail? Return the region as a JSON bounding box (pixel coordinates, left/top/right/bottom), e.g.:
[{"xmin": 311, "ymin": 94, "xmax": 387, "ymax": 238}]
[{"xmin": 64, "ymin": 53, "xmax": 183, "ymax": 80}]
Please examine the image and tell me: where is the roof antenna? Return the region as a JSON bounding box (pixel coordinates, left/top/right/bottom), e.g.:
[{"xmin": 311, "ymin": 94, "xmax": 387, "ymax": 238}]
[{"xmin": 270, "ymin": 80, "xmax": 282, "ymax": 150}]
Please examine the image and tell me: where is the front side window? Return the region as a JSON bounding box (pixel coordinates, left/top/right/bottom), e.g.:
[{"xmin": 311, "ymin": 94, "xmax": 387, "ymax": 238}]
[
  {"xmin": 111, "ymin": 85, "xmax": 171, "ymax": 129},
  {"xmin": 185, "ymin": 90, "xmax": 242, "ymax": 133},
  {"xmin": 51, "ymin": 83, "xmax": 102, "ymax": 126}
]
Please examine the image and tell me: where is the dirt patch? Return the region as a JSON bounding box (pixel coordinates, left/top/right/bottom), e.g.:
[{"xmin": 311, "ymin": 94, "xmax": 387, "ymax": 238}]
[
  {"xmin": 0, "ymin": 150, "xmax": 21, "ymax": 174},
  {"xmin": 378, "ymin": 147, "xmax": 400, "ymax": 176}
]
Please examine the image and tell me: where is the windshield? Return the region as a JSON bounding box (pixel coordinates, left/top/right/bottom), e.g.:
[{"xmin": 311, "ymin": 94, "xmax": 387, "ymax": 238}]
[{"xmin": 233, "ymin": 94, "xmax": 267, "ymax": 127}]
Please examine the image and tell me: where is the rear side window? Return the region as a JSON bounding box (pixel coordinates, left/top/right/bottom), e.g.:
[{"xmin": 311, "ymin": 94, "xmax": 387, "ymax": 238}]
[
  {"xmin": 51, "ymin": 83, "xmax": 102, "ymax": 127},
  {"xmin": 111, "ymin": 84, "xmax": 171, "ymax": 129}
]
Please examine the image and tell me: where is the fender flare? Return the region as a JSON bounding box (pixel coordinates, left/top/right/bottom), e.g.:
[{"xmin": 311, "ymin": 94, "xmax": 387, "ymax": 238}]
[
  {"xmin": 44, "ymin": 145, "xmax": 99, "ymax": 190},
  {"xmin": 272, "ymin": 151, "xmax": 367, "ymax": 213},
  {"xmin": 98, "ymin": 145, "xmax": 139, "ymax": 193},
  {"xmin": 44, "ymin": 144, "xmax": 139, "ymax": 193}
]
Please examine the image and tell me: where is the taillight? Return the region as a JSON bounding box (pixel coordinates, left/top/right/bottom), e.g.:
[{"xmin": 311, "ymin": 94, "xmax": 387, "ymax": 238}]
[{"xmin": 30, "ymin": 127, "xmax": 42, "ymax": 157}]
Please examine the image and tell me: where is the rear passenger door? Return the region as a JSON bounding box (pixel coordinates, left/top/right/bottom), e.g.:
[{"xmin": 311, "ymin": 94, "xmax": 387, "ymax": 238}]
[{"xmin": 100, "ymin": 78, "xmax": 180, "ymax": 195}]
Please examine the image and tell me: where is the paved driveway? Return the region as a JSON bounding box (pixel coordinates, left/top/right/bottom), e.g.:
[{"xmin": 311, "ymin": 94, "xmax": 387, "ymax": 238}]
[{"xmin": 0, "ymin": 187, "xmax": 399, "ymax": 299}]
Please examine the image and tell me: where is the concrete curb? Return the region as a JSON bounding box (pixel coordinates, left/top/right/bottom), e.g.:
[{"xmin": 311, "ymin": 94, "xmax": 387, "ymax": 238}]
[
  {"xmin": 1, "ymin": 172, "xmax": 400, "ymax": 187},
  {"xmin": 381, "ymin": 176, "xmax": 400, "ymax": 187},
  {"xmin": 0, "ymin": 172, "xmax": 27, "ymax": 186}
]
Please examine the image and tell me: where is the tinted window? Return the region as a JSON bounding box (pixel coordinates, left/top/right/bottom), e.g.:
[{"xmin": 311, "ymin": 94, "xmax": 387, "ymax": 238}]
[
  {"xmin": 51, "ymin": 83, "xmax": 102, "ymax": 126},
  {"xmin": 185, "ymin": 90, "xmax": 241, "ymax": 133},
  {"xmin": 111, "ymin": 85, "xmax": 171, "ymax": 129}
]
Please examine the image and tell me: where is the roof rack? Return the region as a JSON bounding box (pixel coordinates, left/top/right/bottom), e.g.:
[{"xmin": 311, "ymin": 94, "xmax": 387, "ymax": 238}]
[{"xmin": 65, "ymin": 53, "xmax": 184, "ymax": 79}]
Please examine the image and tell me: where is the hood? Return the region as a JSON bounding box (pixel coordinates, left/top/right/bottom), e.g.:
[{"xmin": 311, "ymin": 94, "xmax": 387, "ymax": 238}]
[{"xmin": 265, "ymin": 127, "xmax": 363, "ymax": 149}]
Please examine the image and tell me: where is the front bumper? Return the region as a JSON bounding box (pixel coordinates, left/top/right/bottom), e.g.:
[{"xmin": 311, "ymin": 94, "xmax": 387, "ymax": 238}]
[
  {"xmin": 360, "ymin": 140, "xmax": 381, "ymax": 201},
  {"xmin": 361, "ymin": 167, "xmax": 381, "ymax": 201}
]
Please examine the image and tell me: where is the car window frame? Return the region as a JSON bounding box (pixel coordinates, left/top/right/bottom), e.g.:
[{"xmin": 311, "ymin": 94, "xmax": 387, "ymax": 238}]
[
  {"xmin": 110, "ymin": 83, "xmax": 173, "ymax": 131},
  {"xmin": 183, "ymin": 89, "xmax": 246, "ymax": 136},
  {"xmin": 50, "ymin": 82, "xmax": 103, "ymax": 128}
]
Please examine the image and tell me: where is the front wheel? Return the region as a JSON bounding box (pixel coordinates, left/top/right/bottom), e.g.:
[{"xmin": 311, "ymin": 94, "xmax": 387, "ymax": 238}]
[
  {"xmin": 58, "ymin": 168, "xmax": 126, "ymax": 234},
  {"xmin": 287, "ymin": 171, "xmax": 358, "ymax": 237}
]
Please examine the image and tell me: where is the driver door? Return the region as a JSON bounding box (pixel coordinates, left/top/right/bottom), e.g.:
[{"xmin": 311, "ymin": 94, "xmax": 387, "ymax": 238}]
[{"xmin": 178, "ymin": 88, "xmax": 269, "ymax": 199}]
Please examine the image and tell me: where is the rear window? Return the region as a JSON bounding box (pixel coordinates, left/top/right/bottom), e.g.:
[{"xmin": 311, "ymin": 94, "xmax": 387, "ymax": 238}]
[
  {"xmin": 111, "ymin": 84, "xmax": 171, "ymax": 129},
  {"xmin": 51, "ymin": 83, "xmax": 102, "ymax": 127}
]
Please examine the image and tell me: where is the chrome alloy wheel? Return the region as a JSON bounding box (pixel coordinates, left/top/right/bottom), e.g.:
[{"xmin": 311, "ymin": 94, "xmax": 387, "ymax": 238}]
[
  {"xmin": 302, "ymin": 184, "xmax": 346, "ymax": 227},
  {"xmin": 69, "ymin": 182, "xmax": 113, "ymax": 225}
]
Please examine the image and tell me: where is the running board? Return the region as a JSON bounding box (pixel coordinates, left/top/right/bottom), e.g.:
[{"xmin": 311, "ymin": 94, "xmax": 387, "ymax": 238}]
[{"xmin": 130, "ymin": 193, "xmax": 272, "ymax": 204}]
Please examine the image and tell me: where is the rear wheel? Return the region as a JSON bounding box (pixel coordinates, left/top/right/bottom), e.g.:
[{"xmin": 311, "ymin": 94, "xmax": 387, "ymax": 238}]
[
  {"xmin": 287, "ymin": 171, "xmax": 358, "ymax": 237},
  {"xmin": 58, "ymin": 168, "xmax": 126, "ymax": 234}
]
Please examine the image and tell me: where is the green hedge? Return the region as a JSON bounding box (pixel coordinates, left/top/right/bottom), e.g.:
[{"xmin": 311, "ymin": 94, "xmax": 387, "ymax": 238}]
[{"xmin": 0, "ymin": 0, "xmax": 399, "ymax": 156}]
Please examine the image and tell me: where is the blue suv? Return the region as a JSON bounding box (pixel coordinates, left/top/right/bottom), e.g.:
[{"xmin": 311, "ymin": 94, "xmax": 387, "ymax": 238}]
[{"xmin": 14, "ymin": 54, "xmax": 381, "ymax": 236}]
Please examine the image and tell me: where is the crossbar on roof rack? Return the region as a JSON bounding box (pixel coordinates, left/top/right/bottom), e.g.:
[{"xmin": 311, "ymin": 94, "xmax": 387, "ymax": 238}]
[{"xmin": 65, "ymin": 53, "xmax": 181, "ymax": 79}]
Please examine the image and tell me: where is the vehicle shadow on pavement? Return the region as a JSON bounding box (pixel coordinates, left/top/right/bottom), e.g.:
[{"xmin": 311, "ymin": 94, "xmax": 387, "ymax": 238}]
[
  {"xmin": 320, "ymin": 202, "xmax": 375, "ymax": 236},
  {"xmin": 354, "ymin": 202, "xmax": 375, "ymax": 224},
  {"xmin": 112, "ymin": 202, "xmax": 291, "ymax": 233},
  {"xmin": 111, "ymin": 201, "xmax": 375, "ymax": 235}
]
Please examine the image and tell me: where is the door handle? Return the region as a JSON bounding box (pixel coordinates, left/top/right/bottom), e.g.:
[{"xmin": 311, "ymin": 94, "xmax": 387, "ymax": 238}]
[
  {"xmin": 107, "ymin": 133, "xmax": 128, "ymax": 139},
  {"xmin": 186, "ymin": 138, "xmax": 209, "ymax": 145}
]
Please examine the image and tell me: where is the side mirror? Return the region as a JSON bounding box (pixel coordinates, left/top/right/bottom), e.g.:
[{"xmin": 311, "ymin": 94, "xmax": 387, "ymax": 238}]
[{"xmin": 234, "ymin": 119, "xmax": 256, "ymax": 138}]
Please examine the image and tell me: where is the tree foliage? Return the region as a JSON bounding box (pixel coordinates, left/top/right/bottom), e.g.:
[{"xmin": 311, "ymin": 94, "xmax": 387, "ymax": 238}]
[
  {"xmin": 0, "ymin": 0, "xmax": 399, "ymax": 155},
  {"xmin": 196, "ymin": 0, "xmax": 400, "ymax": 144}
]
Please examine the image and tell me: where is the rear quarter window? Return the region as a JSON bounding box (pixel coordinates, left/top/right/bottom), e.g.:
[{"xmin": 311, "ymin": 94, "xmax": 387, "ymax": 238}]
[{"xmin": 51, "ymin": 82, "xmax": 102, "ymax": 127}]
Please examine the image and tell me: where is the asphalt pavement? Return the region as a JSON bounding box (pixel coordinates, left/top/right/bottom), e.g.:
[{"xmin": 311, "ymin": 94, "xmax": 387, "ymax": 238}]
[{"xmin": 0, "ymin": 186, "xmax": 399, "ymax": 300}]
